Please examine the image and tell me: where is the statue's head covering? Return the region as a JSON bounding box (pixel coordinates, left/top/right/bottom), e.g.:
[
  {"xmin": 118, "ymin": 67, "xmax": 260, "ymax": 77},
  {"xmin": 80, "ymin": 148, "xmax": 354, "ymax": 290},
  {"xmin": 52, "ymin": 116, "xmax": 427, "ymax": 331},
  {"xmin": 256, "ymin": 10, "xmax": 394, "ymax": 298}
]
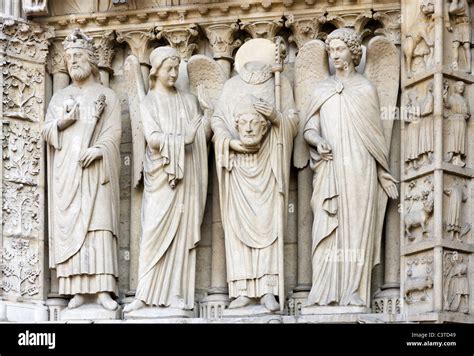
[
  {"xmin": 325, "ymin": 28, "xmax": 363, "ymax": 67},
  {"xmin": 63, "ymin": 28, "xmax": 95, "ymax": 53},
  {"xmin": 150, "ymin": 46, "xmax": 180, "ymax": 71},
  {"xmin": 62, "ymin": 28, "xmax": 98, "ymax": 66}
]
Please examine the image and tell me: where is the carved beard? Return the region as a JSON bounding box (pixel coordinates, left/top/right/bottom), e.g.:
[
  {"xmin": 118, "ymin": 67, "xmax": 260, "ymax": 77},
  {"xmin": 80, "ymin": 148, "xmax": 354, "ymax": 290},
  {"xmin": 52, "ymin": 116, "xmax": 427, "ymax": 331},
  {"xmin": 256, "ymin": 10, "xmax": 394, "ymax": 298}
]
[{"xmin": 69, "ymin": 63, "xmax": 92, "ymax": 82}]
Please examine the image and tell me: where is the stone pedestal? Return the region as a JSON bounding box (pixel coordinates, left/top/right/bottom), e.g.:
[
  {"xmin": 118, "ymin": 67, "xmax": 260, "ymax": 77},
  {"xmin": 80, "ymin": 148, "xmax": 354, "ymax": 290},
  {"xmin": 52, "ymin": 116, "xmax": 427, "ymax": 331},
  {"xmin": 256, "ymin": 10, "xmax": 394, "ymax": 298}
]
[
  {"xmin": 0, "ymin": 300, "xmax": 49, "ymax": 322},
  {"xmin": 124, "ymin": 307, "xmax": 194, "ymax": 320},
  {"xmin": 200, "ymin": 290, "xmax": 229, "ymax": 319},
  {"xmin": 46, "ymin": 297, "xmax": 68, "ymax": 321},
  {"xmin": 61, "ymin": 304, "xmax": 122, "ymax": 322},
  {"xmin": 222, "ymin": 305, "xmax": 282, "ymax": 323}
]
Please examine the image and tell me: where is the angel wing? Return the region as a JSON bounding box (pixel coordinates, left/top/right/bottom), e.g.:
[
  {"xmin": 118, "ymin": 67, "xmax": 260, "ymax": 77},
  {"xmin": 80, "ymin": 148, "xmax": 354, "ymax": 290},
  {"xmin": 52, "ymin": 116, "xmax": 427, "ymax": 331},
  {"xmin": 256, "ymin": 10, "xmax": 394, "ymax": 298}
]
[
  {"xmin": 364, "ymin": 36, "xmax": 400, "ymax": 148},
  {"xmin": 292, "ymin": 39, "xmax": 330, "ymax": 169},
  {"xmin": 124, "ymin": 54, "xmax": 146, "ymax": 188},
  {"xmin": 364, "ymin": 36, "xmax": 400, "ymax": 267},
  {"xmin": 187, "ymin": 55, "xmax": 227, "ymax": 106}
]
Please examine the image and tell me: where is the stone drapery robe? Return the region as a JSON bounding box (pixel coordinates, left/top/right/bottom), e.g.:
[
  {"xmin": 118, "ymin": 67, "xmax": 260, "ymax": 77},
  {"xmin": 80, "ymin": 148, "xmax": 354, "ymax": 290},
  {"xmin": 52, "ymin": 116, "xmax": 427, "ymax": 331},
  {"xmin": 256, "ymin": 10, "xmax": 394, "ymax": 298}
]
[
  {"xmin": 212, "ymin": 63, "xmax": 298, "ymax": 299},
  {"xmin": 445, "ymin": 92, "xmax": 470, "ymax": 156},
  {"xmin": 304, "ymin": 74, "xmax": 390, "ymax": 307},
  {"xmin": 135, "ymin": 90, "xmax": 208, "ymax": 309},
  {"xmin": 43, "ymin": 83, "xmax": 121, "ymax": 296}
]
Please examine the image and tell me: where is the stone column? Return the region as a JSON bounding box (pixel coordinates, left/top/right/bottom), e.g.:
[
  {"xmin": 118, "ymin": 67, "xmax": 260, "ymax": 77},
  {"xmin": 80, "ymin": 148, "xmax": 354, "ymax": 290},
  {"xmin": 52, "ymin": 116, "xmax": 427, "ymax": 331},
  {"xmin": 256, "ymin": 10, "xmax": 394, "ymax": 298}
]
[
  {"xmin": 0, "ymin": 17, "xmax": 53, "ymax": 321},
  {"xmin": 372, "ymin": 10, "xmax": 402, "ymax": 315},
  {"xmin": 199, "ymin": 22, "xmax": 242, "ymax": 318},
  {"xmin": 400, "ymin": 0, "xmax": 474, "ymax": 322},
  {"xmin": 95, "ymin": 30, "xmax": 116, "ymax": 88},
  {"xmin": 116, "ymin": 29, "xmax": 155, "ymax": 298},
  {"xmin": 285, "ymin": 14, "xmax": 322, "ymax": 316}
]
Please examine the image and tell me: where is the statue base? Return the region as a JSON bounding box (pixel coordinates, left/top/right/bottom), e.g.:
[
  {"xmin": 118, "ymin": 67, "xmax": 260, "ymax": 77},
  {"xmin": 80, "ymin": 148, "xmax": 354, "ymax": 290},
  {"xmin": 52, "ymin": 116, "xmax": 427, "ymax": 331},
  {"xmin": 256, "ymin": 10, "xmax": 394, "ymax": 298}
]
[
  {"xmin": 61, "ymin": 303, "xmax": 122, "ymax": 321},
  {"xmin": 124, "ymin": 306, "xmax": 194, "ymax": 320},
  {"xmin": 0, "ymin": 300, "xmax": 48, "ymax": 322},
  {"xmin": 200, "ymin": 293, "xmax": 229, "ymax": 319},
  {"xmin": 301, "ymin": 305, "xmax": 371, "ymax": 315},
  {"xmin": 222, "ymin": 305, "xmax": 282, "ymax": 323}
]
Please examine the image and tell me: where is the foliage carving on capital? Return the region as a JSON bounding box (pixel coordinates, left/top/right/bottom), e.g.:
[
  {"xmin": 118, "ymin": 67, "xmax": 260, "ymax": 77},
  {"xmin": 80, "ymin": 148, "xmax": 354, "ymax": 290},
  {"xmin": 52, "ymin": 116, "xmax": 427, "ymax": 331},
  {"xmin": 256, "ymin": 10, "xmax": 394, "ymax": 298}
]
[
  {"xmin": 204, "ymin": 23, "xmax": 242, "ymax": 61},
  {"xmin": 156, "ymin": 24, "xmax": 199, "ymax": 61}
]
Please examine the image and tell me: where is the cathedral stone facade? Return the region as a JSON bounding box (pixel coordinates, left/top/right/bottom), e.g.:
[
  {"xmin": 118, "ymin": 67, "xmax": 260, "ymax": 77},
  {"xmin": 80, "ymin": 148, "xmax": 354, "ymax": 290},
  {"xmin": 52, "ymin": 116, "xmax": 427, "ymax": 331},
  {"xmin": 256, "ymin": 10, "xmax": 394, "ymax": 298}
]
[{"xmin": 0, "ymin": 0, "xmax": 473, "ymax": 324}]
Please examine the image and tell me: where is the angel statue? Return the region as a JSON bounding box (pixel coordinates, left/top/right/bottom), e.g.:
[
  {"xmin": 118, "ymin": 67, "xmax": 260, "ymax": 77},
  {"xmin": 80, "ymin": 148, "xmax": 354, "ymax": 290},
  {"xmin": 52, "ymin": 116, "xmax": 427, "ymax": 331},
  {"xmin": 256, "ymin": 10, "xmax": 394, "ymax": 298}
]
[
  {"xmin": 293, "ymin": 28, "xmax": 400, "ymax": 310},
  {"xmin": 123, "ymin": 46, "xmax": 212, "ymax": 315},
  {"xmin": 211, "ymin": 38, "xmax": 298, "ymax": 312}
]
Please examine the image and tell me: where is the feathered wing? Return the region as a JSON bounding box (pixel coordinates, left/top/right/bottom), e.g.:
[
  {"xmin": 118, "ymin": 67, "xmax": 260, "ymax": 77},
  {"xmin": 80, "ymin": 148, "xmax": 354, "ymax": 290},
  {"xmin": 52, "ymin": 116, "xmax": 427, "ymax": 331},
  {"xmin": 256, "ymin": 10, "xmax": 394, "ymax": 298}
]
[
  {"xmin": 293, "ymin": 39, "xmax": 330, "ymax": 169},
  {"xmin": 187, "ymin": 54, "xmax": 227, "ymax": 105},
  {"xmin": 364, "ymin": 36, "xmax": 400, "ymax": 266},
  {"xmin": 364, "ymin": 36, "xmax": 400, "ymax": 149},
  {"xmin": 124, "ymin": 54, "xmax": 146, "ymax": 188}
]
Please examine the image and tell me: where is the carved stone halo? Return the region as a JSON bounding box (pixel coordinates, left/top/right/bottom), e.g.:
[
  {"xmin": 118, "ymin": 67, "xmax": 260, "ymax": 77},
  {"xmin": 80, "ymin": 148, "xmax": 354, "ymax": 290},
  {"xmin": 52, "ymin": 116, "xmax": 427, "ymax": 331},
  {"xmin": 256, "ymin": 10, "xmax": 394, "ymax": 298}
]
[{"xmin": 234, "ymin": 38, "xmax": 276, "ymax": 74}]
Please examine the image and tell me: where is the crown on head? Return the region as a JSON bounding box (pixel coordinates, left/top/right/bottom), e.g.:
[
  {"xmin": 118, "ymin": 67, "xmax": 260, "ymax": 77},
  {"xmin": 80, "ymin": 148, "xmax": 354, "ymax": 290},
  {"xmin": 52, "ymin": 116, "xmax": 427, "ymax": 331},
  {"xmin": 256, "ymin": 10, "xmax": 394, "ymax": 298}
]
[{"xmin": 63, "ymin": 28, "xmax": 95, "ymax": 53}]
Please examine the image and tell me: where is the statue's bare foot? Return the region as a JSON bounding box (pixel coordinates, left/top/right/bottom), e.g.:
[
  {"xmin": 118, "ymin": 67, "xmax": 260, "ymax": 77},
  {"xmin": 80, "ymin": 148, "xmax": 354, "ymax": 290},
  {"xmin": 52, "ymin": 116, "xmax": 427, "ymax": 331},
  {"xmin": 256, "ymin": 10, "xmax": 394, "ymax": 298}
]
[
  {"xmin": 169, "ymin": 296, "xmax": 187, "ymax": 310},
  {"xmin": 229, "ymin": 296, "xmax": 252, "ymax": 309},
  {"xmin": 68, "ymin": 294, "xmax": 85, "ymax": 309},
  {"xmin": 123, "ymin": 299, "xmax": 146, "ymax": 313},
  {"xmin": 260, "ymin": 294, "xmax": 279, "ymax": 312},
  {"xmin": 98, "ymin": 292, "xmax": 118, "ymax": 311}
]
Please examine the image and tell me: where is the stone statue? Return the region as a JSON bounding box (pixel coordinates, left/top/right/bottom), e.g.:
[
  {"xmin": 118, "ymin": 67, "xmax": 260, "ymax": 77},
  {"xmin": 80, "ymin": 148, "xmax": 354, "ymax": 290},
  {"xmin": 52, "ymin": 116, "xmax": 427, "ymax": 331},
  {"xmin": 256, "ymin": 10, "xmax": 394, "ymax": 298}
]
[
  {"xmin": 211, "ymin": 38, "xmax": 298, "ymax": 312},
  {"xmin": 444, "ymin": 253, "xmax": 470, "ymax": 313},
  {"xmin": 444, "ymin": 180, "xmax": 469, "ymax": 241},
  {"xmin": 42, "ymin": 29, "xmax": 121, "ymax": 311},
  {"xmin": 295, "ymin": 28, "xmax": 399, "ymax": 309},
  {"xmin": 403, "ymin": 0, "xmax": 435, "ymax": 78},
  {"xmin": 123, "ymin": 46, "xmax": 212, "ymax": 314},
  {"xmin": 418, "ymin": 81, "xmax": 435, "ymax": 165},
  {"xmin": 443, "ymin": 80, "xmax": 471, "ymax": 167},
  {"xmin": 446, "ymin": 0, "xmax": 472, "ymax": 73}
]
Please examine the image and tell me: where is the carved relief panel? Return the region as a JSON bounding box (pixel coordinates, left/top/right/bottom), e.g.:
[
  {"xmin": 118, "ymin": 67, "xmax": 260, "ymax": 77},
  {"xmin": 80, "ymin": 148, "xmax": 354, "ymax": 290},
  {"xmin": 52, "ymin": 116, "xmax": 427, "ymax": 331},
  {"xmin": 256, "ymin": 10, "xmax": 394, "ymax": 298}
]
[
  {"xmin": 401, "ymin": 0, "xmax": 435, "ymax": 79},
  {"xmin": 0, "ymin": 18, "xmax": 50, "ymax": 303},
  {"xmin": 402, "ymin": 177, "xmax": 434, "ymax": 244},
  {"xmin": 403, "ymin": 251, "xmax": 434, "ymax": 313},
  {"xmin": 442, "ymin": 78, "xmax": 473, "ymax": 169},
  {"xmin": 443, "ymin": 175, "xmax": 471, "ymax": 244},
  {"xmin": 443, "ymin": 250, "xmax": 470, "ymax": 313}
]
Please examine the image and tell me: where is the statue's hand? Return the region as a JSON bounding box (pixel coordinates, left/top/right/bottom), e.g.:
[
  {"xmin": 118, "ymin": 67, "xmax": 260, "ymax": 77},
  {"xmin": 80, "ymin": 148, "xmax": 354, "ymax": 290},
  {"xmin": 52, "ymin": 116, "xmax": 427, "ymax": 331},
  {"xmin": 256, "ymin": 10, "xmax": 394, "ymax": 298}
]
[
  {"xmin": 253, "ymin": 98, "xmax": 278, "ymax": 124},
  {"xmin": 229, "ymin": 139, "xmax": 259, "ymax": 154},
  {"xmin": 184, "ymin": 115, "xmax": 202, "ymax": 145},
  {"xmin": 197, "ymin": 84, "xmax": 213, "ymax": 117},
  {"xmin": 379, "ymin": 171, "xmax": 399, "ymax": 200},
  {"xmin": 317, "ymin": 139, "xmax": 333, "ymax": 161},
  {"xmin": 58, "ymin": 101, "xmax": 79, "ymax": 131},
  {"xmin": 79, "ymin": 147, "xmax": 103, "ymax": 168}
]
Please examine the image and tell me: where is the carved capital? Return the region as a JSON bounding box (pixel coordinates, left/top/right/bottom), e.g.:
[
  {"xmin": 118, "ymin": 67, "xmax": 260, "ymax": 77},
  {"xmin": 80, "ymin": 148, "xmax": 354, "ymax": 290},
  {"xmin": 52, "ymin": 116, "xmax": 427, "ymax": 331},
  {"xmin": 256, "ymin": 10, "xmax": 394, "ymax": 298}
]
[
  {"xmin": 49, "ymin": 38, "xmax": 67, "ymax": 75},
  {"xmin": 156, "ymin": 24, "xmax": 199, "ymax": 61},
  {"xmin": 373, "ymin": 10, "xmax": 401, "ymax": 45},
  {"xmin": 204, "ymin": 23, "xmax": 242, "ymax": 61},
  {"xmin": 286, "ymin": 14, "xmax": 321, "ymax": 49},
  {"xmin": 240, "ymin": 18, "xmax": 284, "ymax": 40},
  {"xmin": 94, "ymin": 30, "xmax": 117, "ymax": 73},
  {"xmin": 116, "ymin": 29, "xmax": 155, "ymax": 66}
]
